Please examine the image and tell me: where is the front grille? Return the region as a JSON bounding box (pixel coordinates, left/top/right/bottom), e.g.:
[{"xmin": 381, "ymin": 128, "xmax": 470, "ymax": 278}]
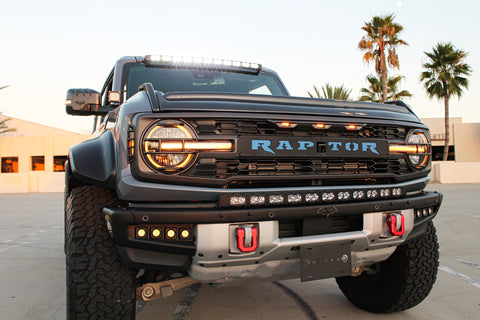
[
  {"xmin": 175, "ymin": 119, "xmax": 418, "ymax": 188},
  {"xmin": 191, "ymin": 120, "xmax": 407, "ymax": 140},
  {"xmin": 190, "ymin": 158, "xmax": 409, "ymax": 178}
]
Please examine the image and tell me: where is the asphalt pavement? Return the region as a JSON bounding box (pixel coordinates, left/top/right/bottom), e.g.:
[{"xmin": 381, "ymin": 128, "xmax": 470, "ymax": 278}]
[{"xmin": 0, "ymin": 183, "xmax": 479, "ymax": 320}]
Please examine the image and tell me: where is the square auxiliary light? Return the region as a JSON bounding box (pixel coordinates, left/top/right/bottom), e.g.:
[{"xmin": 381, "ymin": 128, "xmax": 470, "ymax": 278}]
[
  {"xmin": 288, "ymin": 194, "xmax": 302, "ymax": 203},
  {"xmin": 269, "ymin": 195, "xmax": 284, "ymax": 204},
  {"xmin": 305, "ymin": 193, "xmax": 319, "ymax": 202},
  {"xmin": 250, "ymin": 195, "xmax": 266, "ymax": 205},
  {"xmin": 230, "ymin": 196, "xmax": 246, "ymax": 206}
]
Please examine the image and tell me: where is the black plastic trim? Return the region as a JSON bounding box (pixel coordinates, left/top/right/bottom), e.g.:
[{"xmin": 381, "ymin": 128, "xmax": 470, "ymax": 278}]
[
  {"xmin": 104, "ymin": 191, "xmax": 442, "ymax": 225},
  {"xmin": 68, "ymin": 130, "xmax": 116, "ymax": 188}
]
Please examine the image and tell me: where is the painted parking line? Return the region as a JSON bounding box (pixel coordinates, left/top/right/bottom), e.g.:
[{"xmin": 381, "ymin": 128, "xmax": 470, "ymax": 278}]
[
  {"xmin": 439, "ymin": 265, "xmax": 480, "ymax": 289},
  {"xmin": 457, "ymin": 259, "xmax": 480, "ymax": 271}
]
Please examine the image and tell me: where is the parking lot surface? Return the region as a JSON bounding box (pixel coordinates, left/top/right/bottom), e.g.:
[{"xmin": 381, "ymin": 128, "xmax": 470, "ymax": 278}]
[{"xmin": 0, "ymin": 183, "xmax": 479, "ymax": 320}]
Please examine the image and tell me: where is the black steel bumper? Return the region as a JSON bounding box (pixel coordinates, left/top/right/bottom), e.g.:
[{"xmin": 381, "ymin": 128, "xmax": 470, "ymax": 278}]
[{"xmin": 104, "ymin": 190, "xmax": 442, "ymax": 269}]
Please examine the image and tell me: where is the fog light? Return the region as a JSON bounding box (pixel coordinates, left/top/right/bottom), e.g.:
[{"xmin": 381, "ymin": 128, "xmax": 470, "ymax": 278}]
[
  {"xmin": 269, "ymin": 195, "xmax": 284, "ymax": 204},
  {"xmin": 353, "ymin": 191, "xmax": 365, "ymax": 199},
  {"xmin": 250, "ymin": 195, "xmax": 265, "ymax": 205},
  {"xmin": 151, "ymin": 228, "xmax": 162, "ymax": 238},
  {"xmin": 423, "ymin": 209, "xmax": 428, "ymax": 217},
  {"xmin": 166, "ymin": 228, "xmax": 177, "ymax": 239},
  {"xmin": 180, "ymin": 229, "xmax": 190, "ymax": 239},
  {"xmin": 416, "ymin": 209, "xmax": 422, "ymax": 218},
  {"xmin": 322, "ymin": 192, "xmax": 335, "ymax": 201},
  {"xmin": 428, "ymin": 207, "xmax": 434, "ymax": 215},
  {"xmin": 288, "ymin": 194, "xmax": 302, "ymax": 203},
  {"xmin": 230, "ymin": 196, "xmax": 246, "ymax": 206},
  {"xmin": 136, "ymin": 228, "xmax": 147, "ymax": 239},
  {"xmin": 305, "ymin": 193, "xmax": 319, "ymax": 202}
]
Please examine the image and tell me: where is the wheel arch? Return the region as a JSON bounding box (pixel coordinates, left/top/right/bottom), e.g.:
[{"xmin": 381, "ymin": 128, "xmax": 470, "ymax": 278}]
[{"xmin": 67, "ymin": 130, "xmax": 116, "ymax": 193}]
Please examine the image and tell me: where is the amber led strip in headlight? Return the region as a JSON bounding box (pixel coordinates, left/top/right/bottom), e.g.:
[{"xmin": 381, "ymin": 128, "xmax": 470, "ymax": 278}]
[{"xmin": 159, "ymin": 141, "xmax": 233, "ymax": 152}]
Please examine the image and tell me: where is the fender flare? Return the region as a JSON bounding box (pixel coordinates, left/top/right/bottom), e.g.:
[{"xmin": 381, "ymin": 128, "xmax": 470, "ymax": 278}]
[{"xmin": 67, "ymin": 130, "xmax": 116, "ymax": 190}]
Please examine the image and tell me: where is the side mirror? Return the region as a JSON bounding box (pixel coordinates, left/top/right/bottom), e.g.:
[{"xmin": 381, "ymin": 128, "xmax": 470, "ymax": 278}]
[{"xmin": 65, "ymin": 89, "xmax": 111, "ymax": 115}]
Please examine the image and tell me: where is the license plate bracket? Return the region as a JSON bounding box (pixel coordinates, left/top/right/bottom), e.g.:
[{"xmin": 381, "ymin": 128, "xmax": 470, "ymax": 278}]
[{"xmin": 300, "ymin": 242, "xmax": 351, "ymax": 282}]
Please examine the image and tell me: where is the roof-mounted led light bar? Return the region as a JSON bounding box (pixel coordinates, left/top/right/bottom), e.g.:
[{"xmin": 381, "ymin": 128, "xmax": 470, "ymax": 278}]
[{"xmin": 144, "ymin": 55, "xmax": 262, "ymax": 74}]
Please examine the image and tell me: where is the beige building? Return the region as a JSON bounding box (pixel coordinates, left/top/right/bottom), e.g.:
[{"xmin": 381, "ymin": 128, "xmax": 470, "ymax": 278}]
[{"xmin": 0, "ymin": 115, "xmax": 89, "ymax": 193}]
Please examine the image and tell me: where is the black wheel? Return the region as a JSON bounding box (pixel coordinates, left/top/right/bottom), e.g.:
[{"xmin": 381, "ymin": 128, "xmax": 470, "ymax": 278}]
[
  {"xmin": 66, "ymin": 185, "xmax": 136, "ymax": 319},
  {"xmin": 336, "ymin": 221, "xmax": 439, "ymax": 313}
]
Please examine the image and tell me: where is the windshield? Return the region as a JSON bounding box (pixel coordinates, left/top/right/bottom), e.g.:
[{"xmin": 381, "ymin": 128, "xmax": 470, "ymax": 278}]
[{"xmin": 124, "ymin": 64, "xmax": 287, "ymax": 99}]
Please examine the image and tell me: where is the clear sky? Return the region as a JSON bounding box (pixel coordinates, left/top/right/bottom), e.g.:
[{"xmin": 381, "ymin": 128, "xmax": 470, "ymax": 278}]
[{"xmin": 0, "ymin": 0, "xmax": 478, "ymax": 133}]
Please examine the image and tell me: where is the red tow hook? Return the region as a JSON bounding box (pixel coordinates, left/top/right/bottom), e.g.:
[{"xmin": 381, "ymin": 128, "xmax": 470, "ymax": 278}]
[
  {"xmin": 235, "ymin": 226, "xmax": 258, "ymax": 253},
  {"xmin": 387, "ymin": 213, "xmax": 405, "ymax": 236}
]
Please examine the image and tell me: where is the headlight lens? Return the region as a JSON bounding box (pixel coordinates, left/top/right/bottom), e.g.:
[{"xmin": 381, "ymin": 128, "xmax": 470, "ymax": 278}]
[
  {"xmin": 407, "ymin": 130, "xmax": 430, "ymax": 169},
  {"xmin": 142, "ymin": 120, "xmax": 196, "ymax": 172}
]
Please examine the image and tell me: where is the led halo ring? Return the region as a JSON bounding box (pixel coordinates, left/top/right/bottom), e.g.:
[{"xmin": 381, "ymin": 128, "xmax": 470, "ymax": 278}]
[
  {"xmin": 406, "ymin": 129, "xmax": 431, "ymax": 170},
  {"xmin": 141, "ymin": 120, "xmax": 198, "ymax": 173}
]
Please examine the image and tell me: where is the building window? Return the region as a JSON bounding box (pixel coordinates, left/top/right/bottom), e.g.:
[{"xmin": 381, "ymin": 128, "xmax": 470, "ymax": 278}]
[
  {"xmin": 31, "ymin": 156, "xmax": 45, "ymax": 171},
  {"xmin": 53, "ymin": 156, "xmax": 68, "ymax": 172},
  {"xmin": 1, "ymin": 157, "xmax": 19, "ymax": 173}
]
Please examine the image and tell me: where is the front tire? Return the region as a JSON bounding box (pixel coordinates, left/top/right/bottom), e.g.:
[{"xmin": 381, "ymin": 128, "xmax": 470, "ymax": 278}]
[
  {"xmin": 66, "ymin": 185, "xmax": 136, "ymax": 319},
  {"xmin": 336, "ymin": 221, "xmax": 439, "ymax": 313}
]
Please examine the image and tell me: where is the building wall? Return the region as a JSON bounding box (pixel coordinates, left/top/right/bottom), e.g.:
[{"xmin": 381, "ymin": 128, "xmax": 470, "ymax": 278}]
[{"xmin": 0, "ymin": 134, "xmax": 90, "ymax": 193}]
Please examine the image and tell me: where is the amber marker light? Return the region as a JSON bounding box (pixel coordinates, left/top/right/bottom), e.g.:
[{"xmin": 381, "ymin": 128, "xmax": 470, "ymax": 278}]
[
  {"xmin": 346, "ymin": 124, "xmax": 363, "ymax": 130},
  {"xmin": 275, "ymin": 122, "xmax": 297, "ymax": 128}
]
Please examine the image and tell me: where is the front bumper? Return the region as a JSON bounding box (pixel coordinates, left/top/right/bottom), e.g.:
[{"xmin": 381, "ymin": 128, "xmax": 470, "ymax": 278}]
[{"xmin": 104, "ymin": 183, "xmax": 442, "ymax": 275}]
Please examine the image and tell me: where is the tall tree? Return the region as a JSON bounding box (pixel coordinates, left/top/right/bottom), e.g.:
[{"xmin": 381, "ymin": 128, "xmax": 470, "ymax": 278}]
[
  {"xmin": 358, "ymin": 14, "xmax": 408, "ymax": 102},
  {"xmin": 358, "ymin": 74, "xmax": 412, "ymax": 102},
  {"xmin": 420, "ymin": 42, "xmax": 472, "ymax": 161},
  {"xmin": 308, "ymin": 83, "xmax": 352, "ymax": 100}
]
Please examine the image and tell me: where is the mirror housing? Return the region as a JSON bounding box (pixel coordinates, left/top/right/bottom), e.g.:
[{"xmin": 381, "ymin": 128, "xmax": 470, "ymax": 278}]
[{"xmin": 65, "ymin": 89, "xmax": 112, "ymax": 115}]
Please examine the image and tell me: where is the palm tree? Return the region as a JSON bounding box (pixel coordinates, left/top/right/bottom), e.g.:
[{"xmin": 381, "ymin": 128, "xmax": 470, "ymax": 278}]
[
  {"xmin": 0, "ymin": 85, "xmax": 16, "ymax": 135},
  {"xmin": 308, "ymin": 83, "xmax": 352, "ymax": 100},
  {"xmin": 358, "ymin": 74, "xmax": 412, "ymax": 102},
  {"xmin": 420, "ymin": 42, "xmax": 472, "ymax": 161},
  {"xmin": 0, "ymin": 112, "xmax": 16, "ymax": 135},
  {"xmin": 358, "ymin": 14, "xmax": 408, "ymax": 102}
]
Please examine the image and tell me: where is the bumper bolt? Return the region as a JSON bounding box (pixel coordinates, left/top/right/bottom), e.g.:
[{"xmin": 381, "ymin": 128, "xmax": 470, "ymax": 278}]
[{"xmin": 142, "ymin": 286, "xmax": 155, "ymax": 299}]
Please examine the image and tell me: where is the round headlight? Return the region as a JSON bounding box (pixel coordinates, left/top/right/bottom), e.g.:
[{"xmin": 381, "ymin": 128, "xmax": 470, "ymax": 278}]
[
  {"xmin": 407, "ymin": 130, "xmax": 430, "ymax": 169},
  {"xmin": 142, "ymin": 120, "xmax": 197, "ymax": 173}
]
